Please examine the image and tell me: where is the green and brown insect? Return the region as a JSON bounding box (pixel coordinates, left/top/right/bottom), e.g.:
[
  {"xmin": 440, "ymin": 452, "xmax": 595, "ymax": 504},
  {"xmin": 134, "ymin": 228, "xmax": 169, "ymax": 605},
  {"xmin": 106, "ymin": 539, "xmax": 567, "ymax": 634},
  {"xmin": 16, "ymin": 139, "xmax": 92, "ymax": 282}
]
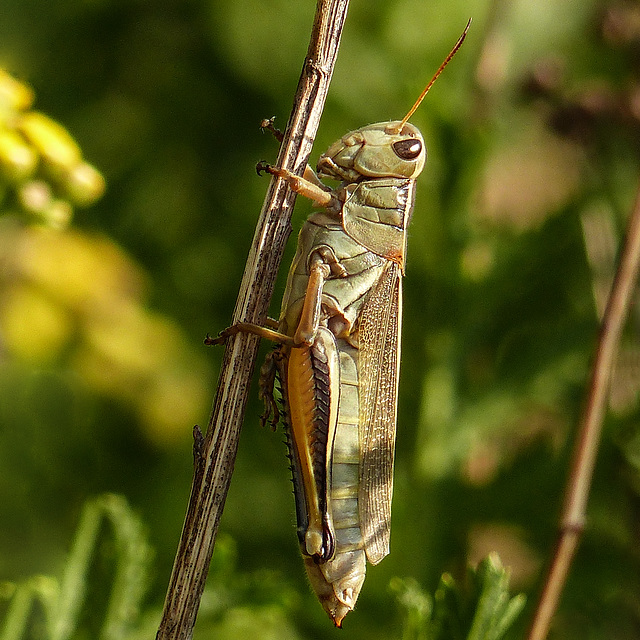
[{"xmin": 209, "ymin": 20, "xmax": 470, "ymax": 626}]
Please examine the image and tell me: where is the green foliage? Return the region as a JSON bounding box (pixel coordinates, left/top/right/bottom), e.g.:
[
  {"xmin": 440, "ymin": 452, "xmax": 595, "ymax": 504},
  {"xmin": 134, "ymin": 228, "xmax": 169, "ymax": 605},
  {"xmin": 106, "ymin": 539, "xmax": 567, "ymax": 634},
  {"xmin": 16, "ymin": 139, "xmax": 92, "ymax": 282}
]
[
  {"xmin": 0, "ymin": 495, "xmax": 523, "ymax": 640},
  {"xmin": 2, "ymin": 0, "xmax": 640, "ymax": 638},
  {"xmin": 0, "ymin": 494, "xmax": 153, "ymax": 640},
  {"xmin": 391, "ymin": 554, "xmax": 525, "ymax": 640}
]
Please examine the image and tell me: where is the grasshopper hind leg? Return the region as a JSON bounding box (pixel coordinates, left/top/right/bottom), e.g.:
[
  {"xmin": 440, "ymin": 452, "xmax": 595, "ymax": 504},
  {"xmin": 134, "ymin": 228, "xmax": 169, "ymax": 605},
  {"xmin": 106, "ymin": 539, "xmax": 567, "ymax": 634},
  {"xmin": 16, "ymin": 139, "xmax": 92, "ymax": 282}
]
[{"xmin": 258, "ymin": 348, "xmax": 285, "ymax": 430}]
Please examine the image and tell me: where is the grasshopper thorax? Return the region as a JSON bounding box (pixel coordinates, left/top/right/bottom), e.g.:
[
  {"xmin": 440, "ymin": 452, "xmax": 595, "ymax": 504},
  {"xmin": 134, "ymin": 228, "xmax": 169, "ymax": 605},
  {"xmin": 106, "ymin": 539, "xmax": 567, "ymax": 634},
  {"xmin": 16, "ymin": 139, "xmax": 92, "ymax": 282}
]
[{"xmin": 317, "ymin": 121, "xmax": 425, "ymax": 183}]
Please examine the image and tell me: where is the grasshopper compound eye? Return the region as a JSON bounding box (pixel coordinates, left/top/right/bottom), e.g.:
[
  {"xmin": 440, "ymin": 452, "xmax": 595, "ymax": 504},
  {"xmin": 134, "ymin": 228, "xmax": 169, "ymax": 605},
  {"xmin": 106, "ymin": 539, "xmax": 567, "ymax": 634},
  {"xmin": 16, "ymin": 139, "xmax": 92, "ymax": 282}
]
[{"xmin": 392, "ymin": 138, "xmax": 423, "ymax": 161}]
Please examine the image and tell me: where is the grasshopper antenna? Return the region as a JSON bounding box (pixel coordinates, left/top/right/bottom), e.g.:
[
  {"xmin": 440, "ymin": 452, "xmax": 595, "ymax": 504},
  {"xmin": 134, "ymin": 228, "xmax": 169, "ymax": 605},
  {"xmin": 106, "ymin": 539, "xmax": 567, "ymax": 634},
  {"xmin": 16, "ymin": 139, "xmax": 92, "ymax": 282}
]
[{"xmin": 389, "ymin": 18, "xmax": 471, "ymax": 134}]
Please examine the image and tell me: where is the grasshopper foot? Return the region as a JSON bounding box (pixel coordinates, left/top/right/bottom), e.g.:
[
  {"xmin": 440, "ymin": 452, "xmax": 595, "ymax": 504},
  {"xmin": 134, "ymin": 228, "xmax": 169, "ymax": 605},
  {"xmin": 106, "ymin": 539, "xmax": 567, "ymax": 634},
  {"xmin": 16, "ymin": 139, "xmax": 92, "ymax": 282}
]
[
  {"xmin": 256, "ymin": 160, "xmax": 274, "ymax": 176},
  {"xmin": 260, "ymin": 117, "xmax": 284, "ymax": 142},
  {"xmin": 204, "ymin": 331, "xmax": 228, "ymax": 346},
  {"xmin": 255, "ymin": 161, "xmax": 292, "ymax": 183},
  {"xmin": 256, "ymin": 160, "xmax": 289, "ymax": 179}
]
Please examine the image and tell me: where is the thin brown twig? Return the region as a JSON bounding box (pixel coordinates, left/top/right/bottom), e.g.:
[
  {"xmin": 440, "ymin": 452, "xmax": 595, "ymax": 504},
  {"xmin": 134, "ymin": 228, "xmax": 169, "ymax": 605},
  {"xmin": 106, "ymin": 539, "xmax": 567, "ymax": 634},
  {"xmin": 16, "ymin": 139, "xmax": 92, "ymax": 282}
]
[
  {"xmin": 155, "ymin": 2, "xmax": 350, "ymax": 638},
  {"xmin": 527, "ymin": 176, "xmax": 640, "ymax": 640}
]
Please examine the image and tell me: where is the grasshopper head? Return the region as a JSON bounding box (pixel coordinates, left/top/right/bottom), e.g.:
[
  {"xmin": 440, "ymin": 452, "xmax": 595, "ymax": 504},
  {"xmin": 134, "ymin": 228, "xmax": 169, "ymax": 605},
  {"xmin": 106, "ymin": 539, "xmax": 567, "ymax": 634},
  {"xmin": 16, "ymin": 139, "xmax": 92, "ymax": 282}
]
[
  {"xmin": 317, "ymin": 121, "xmax": 425, "ymax": 182},
  {"xmin": 316, "ymin": 19, "xmax": 471, "ymax": 186}
]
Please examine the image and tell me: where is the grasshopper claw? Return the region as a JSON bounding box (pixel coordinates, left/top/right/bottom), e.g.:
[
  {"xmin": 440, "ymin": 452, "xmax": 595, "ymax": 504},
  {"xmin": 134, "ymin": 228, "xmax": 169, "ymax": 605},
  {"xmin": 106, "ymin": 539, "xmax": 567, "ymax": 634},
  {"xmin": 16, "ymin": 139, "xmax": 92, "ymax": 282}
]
[
  {"xmin": 260, "ymin": 117, "xmax": 284, "ymax": 142},
  {"xmin": 256, "ymin": 160, "xmax": 272, "ymax": 176},
  {"xmin": 204, "ymin": 332, "xmax": 226, "ymax": 346}
]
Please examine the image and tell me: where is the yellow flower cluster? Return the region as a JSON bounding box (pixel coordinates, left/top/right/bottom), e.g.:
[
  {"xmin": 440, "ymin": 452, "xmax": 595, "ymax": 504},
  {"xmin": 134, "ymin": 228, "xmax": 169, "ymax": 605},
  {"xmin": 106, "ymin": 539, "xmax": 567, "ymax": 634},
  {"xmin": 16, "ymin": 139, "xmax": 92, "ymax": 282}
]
[
  {"xmin": 0, "ymin": 70, "xmax": 211, "ymax": 445},
  {"xmin": 0, "ymin": 69, "xmax": 105, "ymax": 228}
]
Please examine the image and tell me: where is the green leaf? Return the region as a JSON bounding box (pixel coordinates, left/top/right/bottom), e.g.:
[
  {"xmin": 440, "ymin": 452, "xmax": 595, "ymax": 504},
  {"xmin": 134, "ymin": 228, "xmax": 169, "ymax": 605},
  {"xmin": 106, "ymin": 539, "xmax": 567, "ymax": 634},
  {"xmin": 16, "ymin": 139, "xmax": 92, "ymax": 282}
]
[
  {"xmin": 389, "ymin": 577, "xmax": 433, "ymax": 640},
  {"xmin": 0, "ymin": 494, "xmax": 153, "ymax": 640},
  {"xmin": 467, "ymin": 554, "xmax": 527, "ymax": 640},
  {"xmin": 393, "ymin": 554, "xmax": 525, "ymax": 640}
]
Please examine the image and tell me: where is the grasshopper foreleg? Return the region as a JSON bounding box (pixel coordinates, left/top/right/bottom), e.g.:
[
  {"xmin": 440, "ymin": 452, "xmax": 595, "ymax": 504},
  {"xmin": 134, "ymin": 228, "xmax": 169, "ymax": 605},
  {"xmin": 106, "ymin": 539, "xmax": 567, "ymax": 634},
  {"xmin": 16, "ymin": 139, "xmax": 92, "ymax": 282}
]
[
  {"xmin": 256, "ymin": 161, "xmax": 337, "ymax": 209},
  {"xmin": 257, "ymin": 121, "xmax": 327, "ymax": 191}
]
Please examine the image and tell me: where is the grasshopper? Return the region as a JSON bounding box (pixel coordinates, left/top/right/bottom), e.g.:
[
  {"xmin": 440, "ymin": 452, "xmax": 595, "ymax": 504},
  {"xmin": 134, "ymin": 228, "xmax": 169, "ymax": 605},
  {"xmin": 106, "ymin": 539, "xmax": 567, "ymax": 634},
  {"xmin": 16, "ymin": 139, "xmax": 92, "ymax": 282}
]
[{"xmin": 209, "ymin": 21, "xmax": 470, "ymax": 626}]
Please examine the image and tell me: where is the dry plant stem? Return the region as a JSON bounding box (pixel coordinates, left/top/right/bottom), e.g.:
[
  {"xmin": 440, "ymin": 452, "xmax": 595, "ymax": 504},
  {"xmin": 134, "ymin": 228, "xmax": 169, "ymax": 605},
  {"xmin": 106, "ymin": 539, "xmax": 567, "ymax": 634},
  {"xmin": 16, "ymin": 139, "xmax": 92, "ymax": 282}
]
[
  {"xmin": 528, "ymin": 177, "xmax": 640, "ymax": 640},
  {"xmin": 155, "ymin": 1, "xmax": 350, "ymax": 638}
]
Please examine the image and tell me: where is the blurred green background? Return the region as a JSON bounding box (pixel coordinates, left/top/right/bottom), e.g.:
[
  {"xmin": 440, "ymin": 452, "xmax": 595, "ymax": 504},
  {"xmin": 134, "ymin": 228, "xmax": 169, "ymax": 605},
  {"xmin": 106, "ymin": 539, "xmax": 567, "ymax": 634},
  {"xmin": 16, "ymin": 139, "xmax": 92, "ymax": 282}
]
[{"xmin": 2, "ymin": 0, "xmax": 640, "ymax": 638}]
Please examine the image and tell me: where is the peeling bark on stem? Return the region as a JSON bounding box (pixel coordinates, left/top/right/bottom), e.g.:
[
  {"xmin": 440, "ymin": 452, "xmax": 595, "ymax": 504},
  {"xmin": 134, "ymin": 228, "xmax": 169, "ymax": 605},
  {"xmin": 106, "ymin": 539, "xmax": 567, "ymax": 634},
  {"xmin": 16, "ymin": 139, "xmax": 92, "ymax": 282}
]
[{"xmin": 155, "ymin": 2, "xmax": 350, "ymax": 638}]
